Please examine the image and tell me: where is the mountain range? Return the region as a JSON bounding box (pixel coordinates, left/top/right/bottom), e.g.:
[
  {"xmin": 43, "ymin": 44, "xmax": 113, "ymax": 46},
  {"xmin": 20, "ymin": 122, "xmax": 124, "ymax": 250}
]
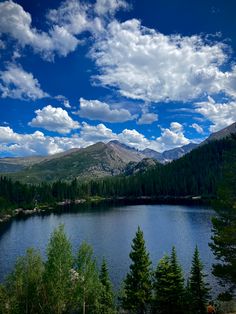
[{"xmin": 1, "ymin": 122, "xmax": 235, "ymax": 183}]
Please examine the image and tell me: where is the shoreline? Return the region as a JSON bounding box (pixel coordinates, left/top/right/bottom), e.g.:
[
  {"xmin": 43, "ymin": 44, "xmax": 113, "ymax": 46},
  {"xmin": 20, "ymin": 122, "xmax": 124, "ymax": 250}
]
[{"xmin": 0, "ymin": 195, "xmax": 213, "ymax": 225}]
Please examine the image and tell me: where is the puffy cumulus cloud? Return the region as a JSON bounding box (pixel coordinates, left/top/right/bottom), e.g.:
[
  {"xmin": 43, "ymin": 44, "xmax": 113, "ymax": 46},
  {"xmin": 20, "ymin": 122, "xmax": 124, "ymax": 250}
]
[
  {"xmin": 0, "ymin": 126, "xmax": 20, "ymax": 143},
  {"xmin": 0, "ymin": 126, "xmax": 86, "ymax": 156},
  {"xmin": 137, "ymin": 112, "xmax": 158, "ymax": 125},
  {"xmin": 94, "ymin": 0, "xmax": 128, "ymax": 16},
  {"xmin": 0, "ymin": 1, "xmax": 78, "ymax": 60},
  {"xmin": 79, "ymin": 122, "xmax": 117, "ymax": 142},
  {"xmin": 118, "ymin": 129, "xmax": 150, "ymax": 149},
  {"xmin": 90, "ymin": 19, "xmax": 236, "ymax": 102},
  {"xmin": 149, "ymin": 122, "xmax": 190, "ymax": 152},
  {"xmin": 0, "ymin": 64, "xmax": 48, "ymax": 100},
  {"xmin": 191, "ymin": 123, "xmax": 204, "ymax": 134},
  {"xmin": 0, "ymin": 120, "xmax": 193, "ymax": 156},
  {"xmin": 0, "ymin": 0, "xmax": 129, "ymax": 60},
  {"xmin": 195, "ymin": 96, "xmax": 236, "ymax": 132},
  {"xmin": 29, "ymin": 105, "xmax": 80, "ymax": 134},
  {"xmin": 75, "ymin": 97, "xmax": 135, "ymax": 123},
  {"xmin": 0, "ymin": 123, "xmax": 118, "ymax": 156}
]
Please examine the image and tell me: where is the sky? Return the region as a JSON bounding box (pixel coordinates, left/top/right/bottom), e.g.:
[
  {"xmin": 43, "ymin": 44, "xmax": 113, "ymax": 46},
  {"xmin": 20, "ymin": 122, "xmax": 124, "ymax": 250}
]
[{"xmin": 0, "ymin": 0, "xmax": 236, "ymax": 157}]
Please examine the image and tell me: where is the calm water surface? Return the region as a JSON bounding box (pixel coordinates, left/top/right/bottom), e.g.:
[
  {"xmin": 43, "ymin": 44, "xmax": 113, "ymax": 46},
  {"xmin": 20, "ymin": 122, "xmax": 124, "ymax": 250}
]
[{"xmin": 0, "ymin": 204, "xmax": 216, "ymax": 289}]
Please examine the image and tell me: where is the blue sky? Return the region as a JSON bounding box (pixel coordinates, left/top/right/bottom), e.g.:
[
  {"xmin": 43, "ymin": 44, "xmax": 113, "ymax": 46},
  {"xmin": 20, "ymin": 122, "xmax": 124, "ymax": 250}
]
[{"xmin": 0, "ymin": 0, "xmax": 236, "ymax": 157}]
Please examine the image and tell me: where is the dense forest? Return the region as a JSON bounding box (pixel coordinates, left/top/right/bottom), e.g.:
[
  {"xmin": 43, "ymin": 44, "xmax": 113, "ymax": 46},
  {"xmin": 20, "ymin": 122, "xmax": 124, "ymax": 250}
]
[
  {"xmin": 1, "ymin": 136, "xmax": 236, "ymax": 217},
  {"xmin": 0, "ymin": 225, "xmax": 214, "ymax": 314}
]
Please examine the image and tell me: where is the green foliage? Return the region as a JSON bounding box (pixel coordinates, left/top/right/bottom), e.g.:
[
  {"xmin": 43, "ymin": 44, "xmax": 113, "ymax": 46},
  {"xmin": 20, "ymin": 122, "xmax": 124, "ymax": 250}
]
[
  {"xmin": 189, "ymin": 246, "xmax": 210, "ymax": 314},
  {"xmin": 210, "ymin": 149, "xmax": 236, "ymax": 295},
  {"xmin": 122, "ymin": 226, "xmax": 152, "ymax": 313},
  {"xmin": 73, "ymin": 242, "xmax": 102, "ymax": 313},
  {"xmin": 44, "ymin": 225, "xmax": 73, "ymax": 314},
  {"xmin": 99, "ymin": 258, "xmax": 116, "ymax": 314},
  {"xmin": 3, "ymin": 248, "xmax": 44, "ymax": 314},
  {"xmin": 153, "ymin": 248, "xmax": 185, "ymax": 314}
]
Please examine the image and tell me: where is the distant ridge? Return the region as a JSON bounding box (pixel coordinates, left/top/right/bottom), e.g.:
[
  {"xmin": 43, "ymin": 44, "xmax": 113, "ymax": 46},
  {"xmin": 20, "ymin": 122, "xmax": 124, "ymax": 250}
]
[{"xmin": 202, "ymin": 122, "xmax": 236, "ymax": 144}]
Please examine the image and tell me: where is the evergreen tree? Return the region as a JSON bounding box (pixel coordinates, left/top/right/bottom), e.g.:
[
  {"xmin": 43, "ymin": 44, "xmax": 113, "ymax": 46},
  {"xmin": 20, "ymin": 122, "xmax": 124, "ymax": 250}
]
[
  {"xmin": 0, "ymin": 284, "xmax": 9, "ymax": 314},
  {"xmin": 73, "ymin": 242, "xmax": 102, "ymax": 314},
  {"xmin": 189, "ymin": 246, "xmax": 210, "ymax": 314},
  {"xmin": 153, "ymin": 250, "xmax": 185, "ymax": 314},
  {"xmin": 210, "ymin": 149, "xmax": 236, "ymax": 297},
  {"xmin": 43, "ymin": 225, "xmax": 73, "ymax": 314},
  {"xmin": 170, "ymin": 247, "xmax": 185, "ymax": 313},
  {"xmin": 99, "ymin": 258, "xmax": 116, "ymax": 314},
  {"xmin": 122, "ymin": 226, "xmax": 152, "ymax": 313}
]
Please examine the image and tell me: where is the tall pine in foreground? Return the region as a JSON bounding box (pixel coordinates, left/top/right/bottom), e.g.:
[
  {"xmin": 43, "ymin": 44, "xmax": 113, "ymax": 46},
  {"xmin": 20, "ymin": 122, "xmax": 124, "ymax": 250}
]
[
  {"xmin": 210, "ymin": 147, "xmax": 236, "ymax": 298},
  {"xmin": 189, "ymin": 246, "xmax": 210, "ymax": 314},
  {"xmin": 122, "ymin": 226, "xmax": 152, "ymax": 313},
  {"xmin": 153, "ymin": 248, "xmax": 185, "ymax": 314},
  {"xmin": 99, "ymin": 258, "xmax": 116, "ymax": 314}
]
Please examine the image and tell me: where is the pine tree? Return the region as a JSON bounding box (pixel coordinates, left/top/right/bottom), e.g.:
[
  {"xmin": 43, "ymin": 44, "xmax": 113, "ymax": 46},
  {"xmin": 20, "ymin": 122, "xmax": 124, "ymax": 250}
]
[
  {"xmin": 210, "ymin": 148, "xmax": 236, "ymax": 297},
  {"xmin": 153, "ymin": 254, "xmax": 173, "ymax": 314},
  {"xmin": 99, "ymin": 258, "xmax": 116, "ymax": 314},
  {"xmin": 189, "ymin": 246, "xmax": 210, "ymax": 314},
  {"xmin": 43, "ymin": 225, "xmax": 73, "ymax": 314},
  {"xmin": 122, "ymin": 226, "xmax": 152, "ymax": 313},
  {"xmin": 153, "ymin": 248, "xmax": 185, "ymax": 314},
  {"xmin": 170, "ymin": 247, "xmax": 185, "ymax": 313}
]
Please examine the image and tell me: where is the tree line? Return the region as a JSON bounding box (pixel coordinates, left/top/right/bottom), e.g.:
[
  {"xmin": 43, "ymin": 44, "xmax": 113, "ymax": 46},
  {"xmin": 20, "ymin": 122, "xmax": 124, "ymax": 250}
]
[{"xmin": 0, "ymin": 225, "xmax": 212, "ymax": 314}]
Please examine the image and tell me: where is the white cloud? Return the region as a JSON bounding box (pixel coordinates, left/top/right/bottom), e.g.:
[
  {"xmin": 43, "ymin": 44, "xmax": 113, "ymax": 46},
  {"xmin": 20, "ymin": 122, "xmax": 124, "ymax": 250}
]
[
  {"xmin": 29, "ymin": 105, "xmax": 80, "ymax": 134},
  {"xmin": 0, "ymin": 120, "xmax": 193, "ymax": 156},
  {"xmin": 0, "ymin": 127, "xmax": 84, "ymax": 156},
  {"xmin": 195, "ymin": 96, "xmax": 236, "ymax": 132},
  {"xmin": 191, "ymin": 123, "xmax": 204, "ymax": 134},
  {"xmin": 0, "ymin": 123, "xmax": 117, "ymax": 156},
  {"xmin": 0, "ymin": 1, "xmax": 79, "ymax": 60},
  {"xmin": 118, "ymin": 129, "xmax": 150, "ymax": 149},
  {"xmin": 149, "ymin": 122, "xmax": 190, "ymax": 152},
  {"xmin": 55, "ymin": 95, "xmax": 72, "ymax": 108},
  {"xmin": 76, "ymin": 97, "xmax": 135, "ymax": 123},
  {"xmin": 63, "ymin": 100, "xmax": 71, "ymax": 109},
  {"xmin": 90, "ymin": 19, "xmax": 236, "ymax": 102},
  {"xmin": 80, "ymin": 122, "xmax": 117, "ymax": 142},
  {"xmin": 137, "ymin": 112, "xmax": 158, "ymax": 125},
  {"xmin": 0, "ymin": 64, "xmax": 48, "ymax": 100},
  {"xmin": 0, "ymin": 0, "xmax": 128, "ymax": 60},
  {"xmin": 47, "ymin": 0, "xmax": 90, "ymax": 35},
  {"xmin": 94, "ymin": 0, "xmax": 128, "ymax": 16}
]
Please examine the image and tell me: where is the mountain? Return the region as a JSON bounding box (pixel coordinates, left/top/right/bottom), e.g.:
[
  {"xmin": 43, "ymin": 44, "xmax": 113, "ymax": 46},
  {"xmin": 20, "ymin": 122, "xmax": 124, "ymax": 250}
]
[
  {"xmin": 141, "ymin": 143, "xmax": 198, "ymax": 163},
  {"xmin": 202, "ymin": 122, "xmax": 236, "ymax": 144},
  {"xmin": 0, "ymin": 141, "xmax": 199, "ymax": 183},
  {"xmin": 124, "ymin": 158, "xmax": 159, "ymax": 176},
  {"xmin": 161, "ymin": 143, "xmax": 199, "ymax": 162},
  {"xmin": 0, "ymin": 149, "xmax": 80, "ymax": 173},
  {"xmin": 107, "ymin": 140, "xmax": 146, "ymax": 162},
  {"xmin": 141, "ymin": 148, "xmax": 164, "ymax": 162},
  {"xmin": 7, "ymin": 142, "xmax": 152, "ymax": 184}
]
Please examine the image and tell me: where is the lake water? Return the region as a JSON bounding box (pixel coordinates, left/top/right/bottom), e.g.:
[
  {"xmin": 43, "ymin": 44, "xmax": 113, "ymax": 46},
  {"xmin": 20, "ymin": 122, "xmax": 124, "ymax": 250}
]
[{"xmin": 0, "ymin": 204, "xmax": 217, "ymax": 291}]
